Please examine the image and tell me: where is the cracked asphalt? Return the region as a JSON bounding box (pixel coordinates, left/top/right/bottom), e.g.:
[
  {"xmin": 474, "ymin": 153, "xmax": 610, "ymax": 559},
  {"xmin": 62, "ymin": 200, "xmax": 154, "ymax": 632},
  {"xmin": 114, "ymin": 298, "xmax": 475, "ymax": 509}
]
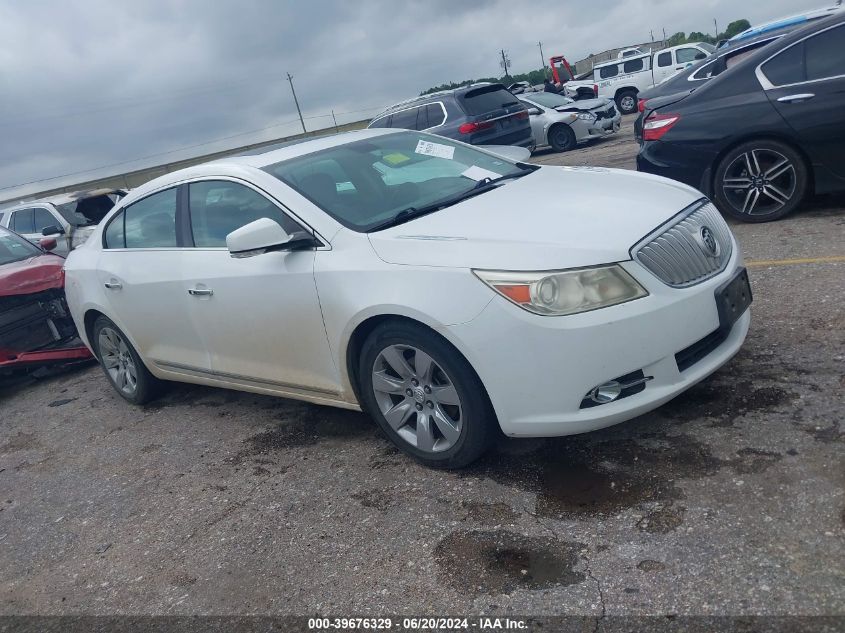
[{"xmin": 1, "ymin": 116, "xmax": 843, "ymax": 617}]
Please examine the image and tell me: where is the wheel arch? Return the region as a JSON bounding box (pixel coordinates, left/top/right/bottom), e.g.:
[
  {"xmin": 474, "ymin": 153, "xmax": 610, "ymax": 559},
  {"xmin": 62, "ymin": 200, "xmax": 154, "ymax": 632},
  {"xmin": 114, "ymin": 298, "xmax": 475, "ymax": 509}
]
[
  {"xmin": 614, "ymin": 86, "xmax": 639, "ymax": 100},
  {"xmin": 708, "ymin": 133, "xmax": 815, "ymax": 198},
  {"xmin": 83, "ymin": 308, "xmax": 107, "ymax": 359},
  {"xmin": 344, "ymin": 313, "xmax": 496, "ymax": 425}
]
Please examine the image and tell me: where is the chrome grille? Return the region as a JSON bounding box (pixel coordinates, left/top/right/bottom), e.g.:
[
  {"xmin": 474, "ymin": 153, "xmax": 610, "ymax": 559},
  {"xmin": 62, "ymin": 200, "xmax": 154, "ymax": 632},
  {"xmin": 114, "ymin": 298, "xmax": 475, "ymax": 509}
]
[{"xmin": 633, "ymin": 202, "xmax": 733, "ymax": 287}]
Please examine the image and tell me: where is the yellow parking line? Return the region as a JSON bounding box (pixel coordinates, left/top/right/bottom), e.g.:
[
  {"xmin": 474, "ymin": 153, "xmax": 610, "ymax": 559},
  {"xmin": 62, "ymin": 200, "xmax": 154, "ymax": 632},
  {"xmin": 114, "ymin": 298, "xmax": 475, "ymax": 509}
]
[{"xmin": 746, "ymin": 255, "xmax": 845, "ymax": 267}]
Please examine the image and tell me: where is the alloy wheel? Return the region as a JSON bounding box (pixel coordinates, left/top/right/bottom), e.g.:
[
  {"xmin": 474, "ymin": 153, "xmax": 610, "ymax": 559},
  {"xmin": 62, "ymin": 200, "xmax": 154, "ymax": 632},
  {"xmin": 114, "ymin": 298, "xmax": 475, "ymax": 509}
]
[
  {"xmin": 371, "ymin": 344, "xmax": 463, "ymax": 453},
  {"xmin": 722, "ymin": 149, "xmax": 796, "ymax": 217},
  {"xmin": 619, "ymin": 95, "xmax": 636, "ymax": 113},
  {"xmin": 99, "ymin": 327, "xmax": 138, "ymax": 396}
]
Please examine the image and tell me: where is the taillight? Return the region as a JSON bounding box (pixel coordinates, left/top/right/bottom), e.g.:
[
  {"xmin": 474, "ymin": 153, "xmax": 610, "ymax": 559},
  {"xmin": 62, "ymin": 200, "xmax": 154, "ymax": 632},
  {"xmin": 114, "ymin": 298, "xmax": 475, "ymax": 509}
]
[
  {"xmin": 638, "ymin": 98, "xmax": 648, "ymax": 113},
  {"xmin": 514, "ymin": 110, "xmax": 529, "ymax": 120},
  {"xmin": 458, "ymin": 120, "xmax": 495, "ymax": 134},
  {"xmin": 642, "ymin": 113, "xmax": 680, "ymax": 141},
  {"xmin": 593, "ymin": 84, "xmax": 598, "ymax": 97}
]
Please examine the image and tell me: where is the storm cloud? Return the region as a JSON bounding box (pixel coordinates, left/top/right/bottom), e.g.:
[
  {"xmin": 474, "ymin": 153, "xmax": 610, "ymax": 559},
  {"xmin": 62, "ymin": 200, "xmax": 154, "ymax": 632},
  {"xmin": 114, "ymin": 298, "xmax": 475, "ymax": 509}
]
[{"xmin": 0, "ymin": 0, "xmax": 821, "ymax": 199}]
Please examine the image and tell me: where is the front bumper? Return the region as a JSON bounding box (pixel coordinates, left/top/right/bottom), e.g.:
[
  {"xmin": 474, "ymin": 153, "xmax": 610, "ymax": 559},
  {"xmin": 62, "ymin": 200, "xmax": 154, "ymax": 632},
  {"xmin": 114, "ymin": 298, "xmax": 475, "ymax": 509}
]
[
  {"xmin": 443, "ymin": 247, "xmax": 749, "ymax": 437},
  {"xmin": 0, "ymin": 341, "xmax": 92, "ymax": 370}
]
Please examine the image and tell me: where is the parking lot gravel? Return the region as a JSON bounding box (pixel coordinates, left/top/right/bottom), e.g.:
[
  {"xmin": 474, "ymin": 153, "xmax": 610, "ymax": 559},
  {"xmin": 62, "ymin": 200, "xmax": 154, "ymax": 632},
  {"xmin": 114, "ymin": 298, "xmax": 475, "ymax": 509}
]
[{"xmin": 1, "ymin": 116, "xmax": 843, "ymax": 618}]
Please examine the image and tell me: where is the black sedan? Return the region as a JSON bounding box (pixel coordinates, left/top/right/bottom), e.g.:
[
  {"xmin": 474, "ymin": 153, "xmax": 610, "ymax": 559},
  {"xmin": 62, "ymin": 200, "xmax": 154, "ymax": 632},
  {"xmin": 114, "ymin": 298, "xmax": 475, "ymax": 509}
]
[{"xmin": 637, "ymin": 13, "xmax": 845, "ymax": 222}]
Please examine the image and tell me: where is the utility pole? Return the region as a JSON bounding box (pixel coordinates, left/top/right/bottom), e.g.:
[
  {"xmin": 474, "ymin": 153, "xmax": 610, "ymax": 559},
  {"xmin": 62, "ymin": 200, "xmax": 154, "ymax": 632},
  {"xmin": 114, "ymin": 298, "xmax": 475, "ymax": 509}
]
[
  {"xmin": 499, "ymin": 49, "xmax": 511, "ymax": 79},
  {"xmin": 331, "ymin": 109, "xmax": 339, "ymax": 133},
  {"xmin": 662, "ymin": 27, "xmax": 667, "ymax": 46},
  {"xmin": 286, "ymin": 72, "xmax": 306, "ymax": 134},
  {"xmin": 538, "ymin": 41, "xmax": 547, "ymax": 72},
  {"xmin": 650, "ymin": 29, "xmax": 654, "ymax": 42},
  {"xmin": 714, "ymin": 18, "xmax": 719, "ymax": 38}
]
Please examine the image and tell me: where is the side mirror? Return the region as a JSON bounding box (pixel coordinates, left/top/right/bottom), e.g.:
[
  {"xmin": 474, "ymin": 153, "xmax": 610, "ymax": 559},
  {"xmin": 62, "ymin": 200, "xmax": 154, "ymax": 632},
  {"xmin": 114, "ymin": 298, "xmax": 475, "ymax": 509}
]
[
  {"xmin": 527, "ymin": 107, "xmax": 541, "ymax": 116},
  {"xmin": 39, "ymin": 237, "xmax": 57, "ymax": 251},
  {"xmin": 42, "ymin": 225, "xmax": 65, "ymax": 236},
  {"xmin": 480, "ymin": 145, "xmax": 533, "ymax": 163},
  {"xmin": 226, "ymin": 217, "xmax": 318, "ymax": 258}
]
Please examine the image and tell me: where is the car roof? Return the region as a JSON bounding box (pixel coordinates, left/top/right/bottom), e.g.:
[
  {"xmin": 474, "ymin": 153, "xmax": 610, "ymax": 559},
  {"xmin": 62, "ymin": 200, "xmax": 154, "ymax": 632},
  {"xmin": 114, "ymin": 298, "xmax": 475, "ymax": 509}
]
[
  {"xmin": 728, "ymin": 4, "xmax": 844, "ymax": 43},
  {"xmin": 374, "ymin": 82, "xmax": 506, "ymax": 117}
]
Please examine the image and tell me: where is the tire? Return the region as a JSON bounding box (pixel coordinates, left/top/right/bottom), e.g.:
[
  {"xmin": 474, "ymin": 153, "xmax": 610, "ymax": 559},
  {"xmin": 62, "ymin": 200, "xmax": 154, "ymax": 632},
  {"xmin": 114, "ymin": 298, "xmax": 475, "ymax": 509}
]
[
  {"xmin": 91, "ymin": 316, "xmax": 161, "ymax": 405},
  {"xmin": 616, "ymin": 90, "xmax": 638, "ymax": 115},
  {"xmin": 712, "ymin": 139, "xmax": 808, "ymax": 223},
  {"xmin": 548, "ymin": 124, "xmax": 577, "ymax": 152},
  {"xmin": 358, "ymin": 321, "xmax": 495, "ymax": 469}
]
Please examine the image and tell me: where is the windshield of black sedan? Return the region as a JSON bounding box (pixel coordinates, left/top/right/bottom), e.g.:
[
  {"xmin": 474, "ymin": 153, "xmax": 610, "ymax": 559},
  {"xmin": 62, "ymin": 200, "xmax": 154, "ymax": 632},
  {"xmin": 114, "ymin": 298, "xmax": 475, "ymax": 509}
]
[
  {"xmin": 0, "ymin": 226, "xmax": 42, "ymax": 265},
  {"xmin": 263, "ymin": 132, "xmax": 527, "ymax": 232}
]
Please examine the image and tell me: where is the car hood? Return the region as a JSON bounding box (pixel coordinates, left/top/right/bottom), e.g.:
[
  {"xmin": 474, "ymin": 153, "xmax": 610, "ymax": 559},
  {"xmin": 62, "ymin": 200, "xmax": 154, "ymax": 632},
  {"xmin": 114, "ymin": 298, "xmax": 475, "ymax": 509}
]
[
  {"xmin": 0, "ymin": 254, "xmax": 65, "ymax": 297},
  {"xmin": 368, "ymin": 166, "xmax": 702, "ymax": 270},
  {"xmin": 556, "ymin": 98, "xmax": 609, "ymax": 111}
]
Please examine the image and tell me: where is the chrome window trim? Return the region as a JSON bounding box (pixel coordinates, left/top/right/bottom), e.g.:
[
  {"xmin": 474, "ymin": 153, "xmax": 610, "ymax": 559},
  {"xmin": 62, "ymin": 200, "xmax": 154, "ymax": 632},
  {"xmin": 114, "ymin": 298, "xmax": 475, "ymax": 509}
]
[{"xmin": 755, "ymin": 21, "xmax": 845, "ymax": 90}]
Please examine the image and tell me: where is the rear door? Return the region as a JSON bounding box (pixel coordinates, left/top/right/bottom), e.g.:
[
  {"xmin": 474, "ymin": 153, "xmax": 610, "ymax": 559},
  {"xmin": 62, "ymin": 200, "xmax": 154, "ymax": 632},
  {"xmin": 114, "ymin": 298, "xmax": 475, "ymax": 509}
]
[
  {"xmin": 97, "ymin": 186, "xmax": 211, "ymax": 372},
  {"xmin": 760, "ymin": 23, "xmax": 845, "ymax": 180},
  {"xmin": 653, "ymin": 50, "xmax": 675, "ymax": 83},
  {"xmin": 8, "ymin": 209, "xmax": 36, "ymax": 244}
]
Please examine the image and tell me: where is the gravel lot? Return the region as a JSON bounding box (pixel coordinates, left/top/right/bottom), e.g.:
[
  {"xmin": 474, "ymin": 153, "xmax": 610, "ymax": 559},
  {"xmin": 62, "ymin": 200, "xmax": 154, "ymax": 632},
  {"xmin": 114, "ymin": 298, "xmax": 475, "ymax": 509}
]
[{"xmin": 1, "ymin": 116, "xmax": 843, "ymax": 618}]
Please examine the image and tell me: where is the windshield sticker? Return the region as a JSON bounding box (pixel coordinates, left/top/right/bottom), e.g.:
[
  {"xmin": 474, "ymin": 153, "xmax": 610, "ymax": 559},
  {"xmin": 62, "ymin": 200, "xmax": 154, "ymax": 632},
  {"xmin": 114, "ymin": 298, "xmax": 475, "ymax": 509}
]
[
  {"xmin": 414, "ymin": 140, "xmax": 455, "ymax": 160},
  {"xmin": 461, "ymin": 165, "xmax": 501, "ymax": 181},
  {"xmin": 383, "ymin": 152, "xmax": 410, "ymax": 165}
]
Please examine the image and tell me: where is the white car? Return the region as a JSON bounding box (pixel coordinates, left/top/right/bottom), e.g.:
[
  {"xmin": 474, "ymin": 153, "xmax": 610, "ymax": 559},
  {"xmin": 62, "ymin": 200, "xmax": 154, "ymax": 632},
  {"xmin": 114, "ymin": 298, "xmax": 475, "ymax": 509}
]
[
  {"xmin": 0, "ymin": 189, "xmax": 126, "ymax": 256},
  {"xmin": 64, "ymin": 129, "xmax": 751, "ymax": 468},
  {"xmin": 518, "ymin": 93, "xmax": 621, "ymax": 152}
]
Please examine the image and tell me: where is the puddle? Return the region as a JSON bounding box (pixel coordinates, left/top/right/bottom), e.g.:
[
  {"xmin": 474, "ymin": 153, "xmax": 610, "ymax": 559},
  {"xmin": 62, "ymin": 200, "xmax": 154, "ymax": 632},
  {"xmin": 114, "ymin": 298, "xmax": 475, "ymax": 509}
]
[
  {"xmin": 658, "ymin": 380, "xmax": 794, "ymax": 426},
  {"xmin": 726, "ymin": 448, "xmax": 783, "ymax": 474},
  {"xmin": 434, "ymin": 529, "xmax": 584, "ymax": 594},
  {"xmin": 469, "ymin": 433, "xmax": 721, "ymax": 521}
]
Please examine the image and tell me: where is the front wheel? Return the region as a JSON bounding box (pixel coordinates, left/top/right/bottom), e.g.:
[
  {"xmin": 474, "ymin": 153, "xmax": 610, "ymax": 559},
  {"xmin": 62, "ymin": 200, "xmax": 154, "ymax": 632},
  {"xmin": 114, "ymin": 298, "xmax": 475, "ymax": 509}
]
[
  {"xmin": 712, "ymin": 140, "xmax": 808, "ymax": 222},
  {"xmin": 358, "ymin": 322, "xmax": 495, "ymax": 468},
  {"xmin": 616, "ymin": 90, "xmax": 638, "ymax": 115},
  {"xmin": 548, "ymin": 124, "xmax": 577, "ymax": 152},
  {"xmin": 92, "ymin": 316, "xmax": 161, "ymax": 404}
]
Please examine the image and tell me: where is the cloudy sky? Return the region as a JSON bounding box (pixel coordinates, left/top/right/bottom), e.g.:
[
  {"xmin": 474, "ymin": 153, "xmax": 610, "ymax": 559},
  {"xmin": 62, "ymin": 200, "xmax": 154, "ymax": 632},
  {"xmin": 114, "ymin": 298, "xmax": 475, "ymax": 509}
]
[{"xmin": 0, "ymin": 0, "xmax": 824, "ymax": 200}]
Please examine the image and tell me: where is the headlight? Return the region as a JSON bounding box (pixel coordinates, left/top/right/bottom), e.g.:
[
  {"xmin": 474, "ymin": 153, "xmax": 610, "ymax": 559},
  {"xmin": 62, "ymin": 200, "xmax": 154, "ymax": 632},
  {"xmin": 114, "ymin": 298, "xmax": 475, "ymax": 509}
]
[
  {"xmin": 473, "ymin": 265, "xmax": 647, "ymax": 316},
  {"xmin": 576, "ymin": 112, "xmax": 596, "ymax": 120}
]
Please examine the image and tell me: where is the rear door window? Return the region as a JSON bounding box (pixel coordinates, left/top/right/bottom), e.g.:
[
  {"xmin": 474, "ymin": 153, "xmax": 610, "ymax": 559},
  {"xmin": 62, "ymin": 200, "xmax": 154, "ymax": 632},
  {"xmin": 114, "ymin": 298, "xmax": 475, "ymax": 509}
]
[
  {"xmin": 369, "ymin": 114, "xmax": 392, "ymax": 129},
  {"xmin": 389, "ymin": 107, "xmax": 420, "ymax": 130},
  {"xmin": 460, "ymin": 86, "xmax": 519, "ymax": 115},
  {"xmin": 123, "ymin": 188, "xmax": 178, "ymax": 248},
  {"xmin": 805, "ymin": 25, "xmax": 844, "ymax": 81},
  {"xmin": 426, "ymin": 103, "xmax": 446, "ymax": 127},
  {"xmin": 761, "ymin": 42, "xmax": 805, "ymax": 86},
  {"xmin": 11, "ymin": 209, "xmax": 34, "ymax": 234},
  {"xmin": 676, "ymin": 48, "xmax": 701, "ymax": 64}
]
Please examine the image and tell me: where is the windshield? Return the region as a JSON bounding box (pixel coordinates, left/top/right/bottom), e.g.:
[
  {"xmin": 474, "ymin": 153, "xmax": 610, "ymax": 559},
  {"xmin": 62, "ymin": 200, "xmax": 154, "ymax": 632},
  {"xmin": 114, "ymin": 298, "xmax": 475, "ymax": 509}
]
[
  {"xmin": 523, "ymin": 93, "xmax": 575, "ymax": 108},
  {"xmin": 0, "ymin": 226, "xmax": 41, "ymax": 265},
  {"xmin": 263, "ymin": 132, "xmax": 529, "ymax": 232}
]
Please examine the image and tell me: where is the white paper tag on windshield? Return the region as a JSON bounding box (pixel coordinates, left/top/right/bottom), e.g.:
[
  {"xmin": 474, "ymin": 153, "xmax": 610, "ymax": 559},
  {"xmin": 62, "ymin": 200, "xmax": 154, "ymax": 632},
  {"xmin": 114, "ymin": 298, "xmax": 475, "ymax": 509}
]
[
  {"xmin": 415, "ymin": 139, "xmax": 455, "ymax": 160},
  {"xmin": 461, "ymin": 165, "xmax": 500, "ymax": 181}
]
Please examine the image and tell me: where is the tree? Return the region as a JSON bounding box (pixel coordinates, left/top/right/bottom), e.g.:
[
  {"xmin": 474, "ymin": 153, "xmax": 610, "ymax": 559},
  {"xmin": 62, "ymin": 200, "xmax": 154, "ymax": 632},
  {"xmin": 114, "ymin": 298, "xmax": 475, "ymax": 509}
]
[
  {"xmin": 723, "ymin": 19, "xmax": 751, "ymax": 39},
  {"xmin": 666, "ymin": 31, "xmax": 687, "ymax": 47}
]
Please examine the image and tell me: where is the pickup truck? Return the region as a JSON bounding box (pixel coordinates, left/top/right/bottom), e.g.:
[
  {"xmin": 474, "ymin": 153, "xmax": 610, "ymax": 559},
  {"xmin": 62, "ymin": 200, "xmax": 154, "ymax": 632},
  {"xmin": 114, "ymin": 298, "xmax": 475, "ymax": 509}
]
[{"xmin": 562, "ymin": 43, "xmax": 715, "ymax": 114}]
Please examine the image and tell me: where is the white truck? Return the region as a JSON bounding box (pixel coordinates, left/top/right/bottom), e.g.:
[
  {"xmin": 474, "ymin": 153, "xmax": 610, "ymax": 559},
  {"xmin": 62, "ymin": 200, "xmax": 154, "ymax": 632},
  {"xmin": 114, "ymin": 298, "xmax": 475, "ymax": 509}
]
[{"xmin": 564, "ymin": 42, "xmax": 716, "ymax": 114}]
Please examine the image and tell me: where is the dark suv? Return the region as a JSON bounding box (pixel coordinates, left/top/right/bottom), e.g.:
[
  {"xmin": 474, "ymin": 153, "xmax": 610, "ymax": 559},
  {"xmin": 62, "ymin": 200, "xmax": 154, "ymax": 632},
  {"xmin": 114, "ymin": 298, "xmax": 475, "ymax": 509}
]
[{"xmin": 368, "ymin": 84, "xmax": 534, "ymax": 148}]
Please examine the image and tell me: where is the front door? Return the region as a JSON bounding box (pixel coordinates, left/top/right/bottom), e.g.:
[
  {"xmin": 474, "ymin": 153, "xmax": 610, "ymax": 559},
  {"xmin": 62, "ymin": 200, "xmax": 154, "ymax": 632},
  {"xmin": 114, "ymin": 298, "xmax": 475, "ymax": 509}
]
[{"xmin": 180, "ymin": 179, "xmax": 339, "ymax": 398}]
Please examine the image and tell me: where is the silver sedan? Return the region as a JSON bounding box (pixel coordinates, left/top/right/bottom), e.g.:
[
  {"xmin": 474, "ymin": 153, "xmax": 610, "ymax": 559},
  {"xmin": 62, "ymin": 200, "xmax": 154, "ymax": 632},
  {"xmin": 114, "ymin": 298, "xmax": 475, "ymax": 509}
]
[{"xmin": 519, "ymin": 92, "xmax": 621, "ymax": 152}]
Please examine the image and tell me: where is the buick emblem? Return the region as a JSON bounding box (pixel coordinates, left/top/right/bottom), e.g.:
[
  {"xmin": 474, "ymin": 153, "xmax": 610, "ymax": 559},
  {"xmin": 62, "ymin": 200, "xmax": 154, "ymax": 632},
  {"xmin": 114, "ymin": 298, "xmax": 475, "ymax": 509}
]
[{"xmin": 697, "ymin": 226, "xmax": 720, "ymax": 258}]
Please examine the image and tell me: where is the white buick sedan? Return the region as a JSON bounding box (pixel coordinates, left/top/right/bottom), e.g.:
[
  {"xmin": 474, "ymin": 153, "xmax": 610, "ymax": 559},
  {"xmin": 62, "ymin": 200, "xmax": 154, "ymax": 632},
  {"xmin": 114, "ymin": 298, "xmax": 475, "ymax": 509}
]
[{"xmin": 64, "ymin": 129, "xmax": 751, "ymax": 467}]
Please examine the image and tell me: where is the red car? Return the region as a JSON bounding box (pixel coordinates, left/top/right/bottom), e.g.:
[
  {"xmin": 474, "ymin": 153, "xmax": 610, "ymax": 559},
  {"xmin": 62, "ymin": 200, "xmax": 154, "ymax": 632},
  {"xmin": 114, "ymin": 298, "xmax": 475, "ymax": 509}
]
[{"xmin": 0, "ymin": 225, "xmax": 92, "ymax": 374}]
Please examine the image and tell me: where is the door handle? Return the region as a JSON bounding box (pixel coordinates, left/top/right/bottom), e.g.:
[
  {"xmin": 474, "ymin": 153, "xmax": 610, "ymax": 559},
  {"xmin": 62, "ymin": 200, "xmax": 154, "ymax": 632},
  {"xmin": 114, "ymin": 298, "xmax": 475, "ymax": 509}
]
[
  {"xmin": 777, "ymin": 93, "xmax": 815, "ymax": 103},
  {"xmin": 188, "ymin": 288, "xmax": 214, "ymax": 296},
  {"xmin": 104, "ymin": 281, "xmax": 122, "ymax": 290}
]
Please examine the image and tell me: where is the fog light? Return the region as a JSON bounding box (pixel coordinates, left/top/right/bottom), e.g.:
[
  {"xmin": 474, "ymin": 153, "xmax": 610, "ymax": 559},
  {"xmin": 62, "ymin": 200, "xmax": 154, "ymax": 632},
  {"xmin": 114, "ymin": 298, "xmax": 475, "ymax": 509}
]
[{"xmin": 589, "ymin": 381, "xmax": 622, "ymax": 404}]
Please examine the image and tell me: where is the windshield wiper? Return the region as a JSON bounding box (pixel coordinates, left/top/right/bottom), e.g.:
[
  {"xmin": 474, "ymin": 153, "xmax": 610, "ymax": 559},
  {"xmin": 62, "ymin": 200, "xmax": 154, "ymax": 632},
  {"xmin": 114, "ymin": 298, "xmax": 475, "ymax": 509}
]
[{"xmin": 368, "ymin": 166, "xmax": 538, "ymax": 232}]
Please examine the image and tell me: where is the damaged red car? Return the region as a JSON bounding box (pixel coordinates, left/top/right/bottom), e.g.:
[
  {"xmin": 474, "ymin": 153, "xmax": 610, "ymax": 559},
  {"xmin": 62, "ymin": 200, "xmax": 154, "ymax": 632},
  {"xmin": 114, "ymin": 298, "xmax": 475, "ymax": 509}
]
[{"xmin": 0, "ymin": 225, "xmax": 92, "ymax": 375}]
